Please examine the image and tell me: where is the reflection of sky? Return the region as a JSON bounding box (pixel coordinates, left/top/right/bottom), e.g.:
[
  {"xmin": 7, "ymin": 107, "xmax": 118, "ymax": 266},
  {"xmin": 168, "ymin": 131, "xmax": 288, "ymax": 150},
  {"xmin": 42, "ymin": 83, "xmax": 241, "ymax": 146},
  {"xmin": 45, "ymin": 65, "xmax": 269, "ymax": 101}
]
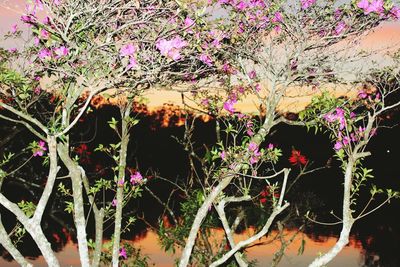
[{"xmin": 0, "ymin": 230, "xmax": 365, "ymax": 266}]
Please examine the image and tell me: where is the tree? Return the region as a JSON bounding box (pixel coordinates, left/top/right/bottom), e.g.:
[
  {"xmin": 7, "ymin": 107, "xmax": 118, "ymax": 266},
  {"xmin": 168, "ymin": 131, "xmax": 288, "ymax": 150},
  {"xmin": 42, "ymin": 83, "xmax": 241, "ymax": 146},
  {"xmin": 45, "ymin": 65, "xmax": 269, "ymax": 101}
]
[
  {"xmin": 0, "ymin": 0, "xmax": 250, "ymax": 266},
  {"xmin": 1, "ymin": 0, "xmax": 399, "ymax": 266},
  {"xmin": 174, "ymin": 0, "xmax": 400, "ymax": 266}
]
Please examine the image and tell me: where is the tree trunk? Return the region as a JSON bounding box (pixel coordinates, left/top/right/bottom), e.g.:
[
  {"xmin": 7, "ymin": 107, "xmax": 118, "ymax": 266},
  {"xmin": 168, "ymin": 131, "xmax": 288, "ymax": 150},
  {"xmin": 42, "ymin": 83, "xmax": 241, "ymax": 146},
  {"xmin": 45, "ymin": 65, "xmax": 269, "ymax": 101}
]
[
  {"xmin": 80, "ymin": 166, "xmax": 104, "ymax": 267},
  {"xmin": 58, "ymin": 144, "xmax": 90, "ymax": 267},
  {"xmin": 308, "ymin": 158, "xmax": 355, "ymax": 267},
  {"xmin": 112, "ymin": 104, "xmax": 131, "ymax": 267}
]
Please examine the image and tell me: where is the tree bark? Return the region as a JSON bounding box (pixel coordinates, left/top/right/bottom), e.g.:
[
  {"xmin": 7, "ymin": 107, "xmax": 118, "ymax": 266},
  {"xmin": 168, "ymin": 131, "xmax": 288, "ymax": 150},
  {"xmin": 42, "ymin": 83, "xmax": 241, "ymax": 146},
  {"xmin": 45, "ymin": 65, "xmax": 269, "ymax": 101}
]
[
  {"xmin": 80, "ymin": 166, "xmax": 104, "ymax": 267},
  {"xmin": 58, "ymin": 143, "xmax": 90, "ymax": 267},
  {"xmin": 215, "ymin": 196, "xmax": 251, "ymax": 267},
  {"xmin": 112, "ymin": 105, "xmax": 131, "ymax": 267}
]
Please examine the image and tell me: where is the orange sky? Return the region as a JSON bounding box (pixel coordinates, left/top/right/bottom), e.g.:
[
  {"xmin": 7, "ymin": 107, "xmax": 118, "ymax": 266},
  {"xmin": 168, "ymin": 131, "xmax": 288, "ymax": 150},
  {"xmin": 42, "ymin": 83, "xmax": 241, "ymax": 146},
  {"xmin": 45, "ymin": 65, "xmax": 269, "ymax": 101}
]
[{"xmin": 1, "ymin": 2, "xmax": 400, "ymax": 113}]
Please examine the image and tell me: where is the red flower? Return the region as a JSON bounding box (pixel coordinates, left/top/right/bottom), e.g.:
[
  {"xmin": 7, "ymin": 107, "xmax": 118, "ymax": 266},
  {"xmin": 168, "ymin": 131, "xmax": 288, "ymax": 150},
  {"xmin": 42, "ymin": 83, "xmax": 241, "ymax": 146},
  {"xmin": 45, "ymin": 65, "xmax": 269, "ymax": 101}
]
[
  {"xmin": 289, "ymin": 149, "xmax": 308, "ymax": 166},
  {"xmin": 259, "ymin": 186, "xmax": 280, "ymax": 205},
  {"xmin": 74, "ymin": 144, "xmax": 92, "ymax": 164}
]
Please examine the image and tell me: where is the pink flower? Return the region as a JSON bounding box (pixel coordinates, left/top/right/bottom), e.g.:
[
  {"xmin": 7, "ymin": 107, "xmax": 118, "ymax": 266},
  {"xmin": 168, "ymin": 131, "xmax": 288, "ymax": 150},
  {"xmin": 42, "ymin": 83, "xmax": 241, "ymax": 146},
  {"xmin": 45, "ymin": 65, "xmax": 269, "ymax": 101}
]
[
  {"xmin": 40, "ymin": 29, "xmax": 49, "ymax": 39},
  {"xmin": 334, "ymin": 9, "xmax": 342, "ymax": 19},
  {"xmin": 212, "ymin": 39, "xmax": 221, "ymax": 48},
  {"xmin": 300, "ymin": 0, "xmax": 316, "ymax": 10},
  {"xmin": 33, "ymin": 0, "xmax": 43, "ymax": 10},
  {"xmin": 130, "ymin": 171, "xmax": 143, "ymax": 185},
  {"xmin": 220, "ymin": 151, "xmax": 226, "ymax": 160},
  {"xmin": 199, "ymin": 54, "xmax": 213, "ymax": 66},
  {"xmin": 248, "ymin": 142, "xmax": 258, "ymax": 152},
  {"xmin": 156, "ymin": 36, "xmax": 188, "ymax": 61},
  {"xmin": 38, "ymin": 48, "xmax": 52, "ymax": 60},
  {"xmin": 8, "ymin": 48, "xmax": 17, "ymax": 53},
  {"xmin": 34, "ymin": 37, "xmax": 40, "ymax": 46},
  {"xmin": 119, "ymin": 247, "xmax": 127, "ymax": 259},
  {"xmin": 247, "ymin": 129, "xmax": 254, "ymax": 136},
  {"xmin": 54, "ymin": 46, "xmax": 69, "ymax": 58},
  {"xmin": 335, "ymin": 21, "xmax": 346, "ymax": 35},
  {"xmin": 53, "ymin": 0, "xmax": 61, "ymax": 5},
  {"xmin": 250, "ymin": 156, "xmax": 258, "ymax": 165},
  {"xmin": 33, "ymin": 140, "xmax": 47, "ymax": 157},
  {"xmin": 324, "ymin": 112, "xmax": 336, "ymax": 123},
  {"xmin": 127, "ymin": 57, "xmax": 138, "ymax": 70},
  {"xmin": 342, "ymin": 136, "xmax": 350, "ymax": 146},
  {"xmin": 365, "ymin": 0, "xmax": 384, "ymax": 15},
  {"xmin": 236, "ymin": 1, "xmax": 247, "ymax": 11},
  {"xmin": 246, "ymin": 120, "xmax": 254, "ymax": 136},
  {"xmin": 34, "ymin": 86, "xmax": 41, "ymax": 94},
  {"xmin": 120, "ymin": 44, "xmax": 136, "ymax": 57},
  {"xmin": 21, "ymin": 15, "xmax": 33, "ymax": 23},
  {"xmin": 272, "ymin": 12, "xmax": 283, "ymax": 23},
  {"xmin": 248, "ymin": 70, "xmax": 257, "ymax": 79},
  {"xmin": 11, "ymin": 24, "xmax": 18, "ymax": 34},
  {"xmin": 223, "ymin": 99, "xmax": 236, "ymax": 114},
  {"xmin": 112, "ymin": 199, "xmax": 117, "ymax": 207},
  {"xmin": 358, "ymin": 90, "xmax": 368, "ymax": 99},
  {"xmin": 248, "ymin": 142, "xmax": 261, "ymax": 164},
  {"xmin": 357, "ymin": 0, "xmax": 369, "ymax": 10},
  {"xmin": 201, "ymin": 98, "xmax": 209, "ymax": 106},
  {"xmin": 42, "ymin": 16, "xmax": 51, "ymax": 25},
  {"xmin": 118, "ymin": 178, "xmax": 124, "ymax": 186},
  {"xmin": 390, "ymin": 6, "xmax": 400, "ymax": 19},
  {"xmin": 334, "ymin": 141, "xmax": 343, "ymax": 150},
  {"xmin": 268, "ymin": 143, "xmax": 274, "ymax": 150},
  {"xmin": 184, "ymin": 17, "xmax": 195, "ymax": 33}
]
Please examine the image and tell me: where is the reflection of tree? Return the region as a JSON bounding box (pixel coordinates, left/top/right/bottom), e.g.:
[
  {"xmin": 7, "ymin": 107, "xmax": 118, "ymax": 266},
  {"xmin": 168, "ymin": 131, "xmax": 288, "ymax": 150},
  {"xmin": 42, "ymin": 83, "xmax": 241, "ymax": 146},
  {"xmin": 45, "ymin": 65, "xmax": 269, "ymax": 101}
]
[{"xmin": 1, "ymin": 98, "xmax": 399, "ymax": 265}]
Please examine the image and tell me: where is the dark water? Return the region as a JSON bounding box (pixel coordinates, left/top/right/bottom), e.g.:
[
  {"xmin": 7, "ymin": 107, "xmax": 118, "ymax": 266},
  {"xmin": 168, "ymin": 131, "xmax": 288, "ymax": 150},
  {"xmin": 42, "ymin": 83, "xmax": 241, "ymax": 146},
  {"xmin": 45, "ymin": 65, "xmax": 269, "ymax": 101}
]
[{"xmin": 0, "ymin": 104, "xmax": 399, "ymax": 266}]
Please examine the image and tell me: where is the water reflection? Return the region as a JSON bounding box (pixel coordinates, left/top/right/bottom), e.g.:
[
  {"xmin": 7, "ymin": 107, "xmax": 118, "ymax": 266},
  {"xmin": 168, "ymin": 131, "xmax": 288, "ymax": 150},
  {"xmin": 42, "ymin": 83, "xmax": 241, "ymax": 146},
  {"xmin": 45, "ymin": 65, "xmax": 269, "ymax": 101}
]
[{"xmin": 0, "ymin": 103, "xmax": 399, "ymax": 266}]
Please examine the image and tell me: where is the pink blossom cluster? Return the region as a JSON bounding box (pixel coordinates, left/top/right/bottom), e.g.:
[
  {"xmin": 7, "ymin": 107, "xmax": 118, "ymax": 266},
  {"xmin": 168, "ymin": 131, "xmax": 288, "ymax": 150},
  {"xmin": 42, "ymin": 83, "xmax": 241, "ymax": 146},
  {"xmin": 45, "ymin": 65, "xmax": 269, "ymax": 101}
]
[
  {"xmin": 119, "ymin": 247, "xmax": 127, "ymax": 259},
  {"xmin": 120, "ymin": 43, "xmax": 138, "ymax": 70},
  {"xmin": 130, "ymin": 171, "xmax": 143, "ymax": 185},
  {"xmin": 358, "ymin": 89, "xmax": 380, "ymax": 101},
  {"xmin": 300, "ymin": 0, "xmax": 316, "ymax": 10},
  {"xmin": 217, "ymin": 0, "xmax": 272, "ymax": 30},
  {"xmin": 324, "ymin": 107, "xmax": 376, "ymax": 151},
  {"xmin": 199, "ymin": 54, "xmax": 213, "ymax": 66},
  {"xmin": 184, "ymin": 17, "xmax": 195, "ymax": 33},
  {"xmin": 223, "ymin": 91, "xmax": 240, "ymax": 114},
  {"xmin": 32, "ymin": 140, "xmax": 47, "ymax": 157},
  {"xmin": 356, "ymin": 0, "xmax": 400, "ymax": 18},
  {"xmin": 38, "ymin": 46, "xmax": 69, "ymax": 60},
  {"xmin": 357, "ymin": 0, "xmax": 384, "ymax": 15},
  {"xmin": 248, "ymin": 141, "xmax": 261, "ymax": 164},
  {"xmin": 246, "ymin": 120, "xmax": 254, "ymax": 136},
  {"xmin": 334, "ymin": 126, "xmax": 366, "ymax": 151},
  {"xmin": 220, "ymin": 150, "xmax": 227, "ymax": 160},
  {"xmin": 223, "ymin": 99, "xmax": 236, "ymax": 114},
  {"xmin": 156, "ymin": 36, "xmax": 188, "ymax": 61},
  {"xmin": 323, "ymin": 108, "xmax": 347, "ymax": 130}
]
